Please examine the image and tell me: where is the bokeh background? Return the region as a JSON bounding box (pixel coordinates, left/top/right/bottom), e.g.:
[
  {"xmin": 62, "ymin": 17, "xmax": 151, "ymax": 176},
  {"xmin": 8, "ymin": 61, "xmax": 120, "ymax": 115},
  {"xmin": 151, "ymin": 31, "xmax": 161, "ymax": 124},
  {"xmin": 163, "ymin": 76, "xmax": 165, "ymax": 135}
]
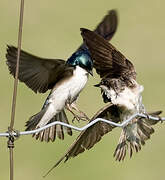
[{"xmin": 0, "ymin": 0, "xmax": 165, "ymax": 179}]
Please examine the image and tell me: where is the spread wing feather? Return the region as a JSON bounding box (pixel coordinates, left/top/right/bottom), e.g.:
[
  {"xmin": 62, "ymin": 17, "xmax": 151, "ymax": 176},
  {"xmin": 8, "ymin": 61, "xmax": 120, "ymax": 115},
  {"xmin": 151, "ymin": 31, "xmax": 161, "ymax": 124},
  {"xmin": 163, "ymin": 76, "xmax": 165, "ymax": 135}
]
[
  {"xmin": 6, "ymin": 45, "xmax": 67, "ymax": 93},
  {"xmin": 80, "ymin": 28, "xmax": 136, "ymax": 79},
  {"xmin": 48, "ymin": 103, "xmax": 120, "ymax": 170},
  {"xmin": 77, "ymin": 9, "xmax": 118, "ymax": 51}
]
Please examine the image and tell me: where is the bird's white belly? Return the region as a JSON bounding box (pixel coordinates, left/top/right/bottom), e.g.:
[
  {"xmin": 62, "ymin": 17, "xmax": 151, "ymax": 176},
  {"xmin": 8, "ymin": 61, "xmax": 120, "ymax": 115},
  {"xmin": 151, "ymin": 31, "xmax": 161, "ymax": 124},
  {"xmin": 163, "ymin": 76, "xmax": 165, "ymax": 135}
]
[
  {"xmin": 38, "ymin": 66, "xmax": 88, "ymax": 127},
  {"xmin": 110, "ymin": 85, "xmax": 143, "ymax": 112},
  {"xmin": 50, "ymin": 66, "xmax": 88, "ymax": 112}
]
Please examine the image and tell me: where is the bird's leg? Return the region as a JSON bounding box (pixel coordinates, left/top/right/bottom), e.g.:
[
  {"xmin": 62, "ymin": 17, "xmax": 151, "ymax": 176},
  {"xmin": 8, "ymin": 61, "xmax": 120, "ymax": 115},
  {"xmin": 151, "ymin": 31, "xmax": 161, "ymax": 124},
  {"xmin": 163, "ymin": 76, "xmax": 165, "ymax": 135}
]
[
  {"xmin": 66, "ymin": 103, "xmax": 82, "ymax": 122},
  {"xmin": 70, "ymin": 102, "xmax": 90, "ymax": 121},
  {"xmin": 66, "ymin": 103, "xmax": 89, "ymax": 123}
]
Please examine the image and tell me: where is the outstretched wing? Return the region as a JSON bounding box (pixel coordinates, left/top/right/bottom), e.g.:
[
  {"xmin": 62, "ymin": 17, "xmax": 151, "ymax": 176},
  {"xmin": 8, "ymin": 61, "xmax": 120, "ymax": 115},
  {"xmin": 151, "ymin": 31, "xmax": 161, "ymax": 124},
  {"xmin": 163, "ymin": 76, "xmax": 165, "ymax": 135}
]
[
  {"xmin": 6, "ymin": 45, "xmax": 68, "ymax": 93},
  {"xmin": 81, "ymin": 28, "xmax": 136, "ymax": 79},
  {"xmin": 94, "ymin": 9, "xmax": 118, "ymax": 40},
  {"xmin": 6, "ymin": 10, "xmax": 118, "ymax": 94},
  {"xmin": 78, "ymin": 9, "xmax": 118, "ymax": 51},
  {"xmin": 44, "ymin": 103, "xmax": 120, "ymax": 176}
]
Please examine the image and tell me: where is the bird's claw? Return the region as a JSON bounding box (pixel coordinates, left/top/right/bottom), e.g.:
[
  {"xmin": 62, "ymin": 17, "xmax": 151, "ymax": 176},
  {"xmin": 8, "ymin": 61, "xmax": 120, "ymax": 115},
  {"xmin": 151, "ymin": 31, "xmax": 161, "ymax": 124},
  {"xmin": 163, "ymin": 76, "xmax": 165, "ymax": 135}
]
[
  {"xmin": 72, "ymin": 115, "xmax": 81, "ymax": 123},
  {"xmin": 72, "ymin": 112, "xmax": 90, "ymax": 123},
  {"xmin": 80, "ymin": 111, "xmax": 90, "ymax": 121}
]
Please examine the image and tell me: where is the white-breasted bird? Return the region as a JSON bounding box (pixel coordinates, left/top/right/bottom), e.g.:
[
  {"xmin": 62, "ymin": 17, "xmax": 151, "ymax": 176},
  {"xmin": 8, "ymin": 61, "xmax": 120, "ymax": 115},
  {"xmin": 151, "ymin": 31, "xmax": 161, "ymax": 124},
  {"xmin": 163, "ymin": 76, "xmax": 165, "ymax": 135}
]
[
  {"xmin": 45, "ymin": 28, "xmax": 162, "ymax": 175},
  {"xmin": 6, "ymin": 10, "xmax": 118, "ymax": 142}
]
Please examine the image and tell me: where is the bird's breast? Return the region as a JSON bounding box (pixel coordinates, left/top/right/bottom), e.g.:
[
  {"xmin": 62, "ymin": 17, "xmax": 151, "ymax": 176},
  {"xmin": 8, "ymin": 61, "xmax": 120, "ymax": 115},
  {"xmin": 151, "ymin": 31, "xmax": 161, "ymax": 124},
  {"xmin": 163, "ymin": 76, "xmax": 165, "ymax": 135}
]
[
  {"xmin": 51, "ymin": 66, "xmax": 88, "ymax": 105},
  {"xmin": 68, "ymin": 66, "xmax": 88, "ymax": 102},
  {"xmin": 104, "ymin": 85, "xmax": 143, "ymax": 113}
]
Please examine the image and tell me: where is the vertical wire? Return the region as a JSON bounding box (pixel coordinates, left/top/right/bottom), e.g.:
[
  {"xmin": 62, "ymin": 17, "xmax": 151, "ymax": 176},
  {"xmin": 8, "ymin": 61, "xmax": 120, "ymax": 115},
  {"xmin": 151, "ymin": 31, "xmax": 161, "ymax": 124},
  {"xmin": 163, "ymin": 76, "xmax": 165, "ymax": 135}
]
[
  {"xmin": 8, "ymin": 1, "xmax": 25, "ymax": 180},
  {"xmin": 9, "ymin": 141, "xmax": 14, "ymax": 180},
  {"xmin": 9, "ymin": 0, "xmax": 24, "ymax": 130}
]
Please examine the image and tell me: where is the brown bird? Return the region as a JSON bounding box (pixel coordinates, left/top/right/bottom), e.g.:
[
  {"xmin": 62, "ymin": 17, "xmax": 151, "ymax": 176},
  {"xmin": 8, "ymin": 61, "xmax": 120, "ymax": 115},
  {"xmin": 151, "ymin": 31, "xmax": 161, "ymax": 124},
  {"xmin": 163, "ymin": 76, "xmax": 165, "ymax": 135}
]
[
  {"xmin": 44, "ymin": 27, "xmax": 162, "ymax": 175},
  {"xmin": 6, "ymin": 10, "xmax": 118, "ymax": 142}
]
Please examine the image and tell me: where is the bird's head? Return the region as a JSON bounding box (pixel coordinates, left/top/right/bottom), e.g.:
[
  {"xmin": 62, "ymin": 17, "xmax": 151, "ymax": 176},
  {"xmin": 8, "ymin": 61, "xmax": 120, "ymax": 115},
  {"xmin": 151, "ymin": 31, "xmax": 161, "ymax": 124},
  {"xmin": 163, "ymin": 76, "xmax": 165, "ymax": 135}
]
[{"xmin": 67, "ymin": 49, "xmax": 93, "ymax": 76}]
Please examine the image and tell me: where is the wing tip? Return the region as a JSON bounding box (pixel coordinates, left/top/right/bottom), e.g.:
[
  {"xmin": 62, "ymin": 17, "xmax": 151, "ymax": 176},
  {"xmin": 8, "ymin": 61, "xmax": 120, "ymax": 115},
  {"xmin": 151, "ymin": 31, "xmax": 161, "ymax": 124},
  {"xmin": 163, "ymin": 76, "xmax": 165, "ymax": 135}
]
[
  {"xmin": 80, "ymin": 27, "xmax": 89, "ymax": 33},
  {"xmin": 43, "ymin": 155, "xmax": 68, "ymax": 178},
  {"xmin": 108, "ymin": 9, "xmax": 118, "ymax": 16}
]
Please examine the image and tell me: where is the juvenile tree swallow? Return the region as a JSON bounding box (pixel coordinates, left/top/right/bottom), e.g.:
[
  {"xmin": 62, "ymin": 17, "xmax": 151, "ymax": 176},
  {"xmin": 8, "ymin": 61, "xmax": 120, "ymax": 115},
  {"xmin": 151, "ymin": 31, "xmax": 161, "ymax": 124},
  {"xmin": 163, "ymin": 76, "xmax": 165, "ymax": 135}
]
[
  {"xmin": 47, "ymin": 28, "xmax": 162, "ymax": 172},
  {"xmin": 6, "ymin": 10, "xmax": 118, "ymax": 142}
]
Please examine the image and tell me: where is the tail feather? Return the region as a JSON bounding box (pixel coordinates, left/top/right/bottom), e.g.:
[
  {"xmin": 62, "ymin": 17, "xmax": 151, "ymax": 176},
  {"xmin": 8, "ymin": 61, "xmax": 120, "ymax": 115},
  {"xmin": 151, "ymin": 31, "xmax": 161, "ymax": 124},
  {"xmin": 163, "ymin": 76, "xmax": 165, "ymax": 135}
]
[
  {"xmin": 56, "ymin": 124, "xmax": 64, "ymax": 140},
  {"xmin": 114, "ymin": 110, "xmax": 162, "ymax": 161},
  {"xmin": 137, "ymin": 121, "xmax": 154, "ymax": 139},
  {"xmin": 113, "ymin": 130, "xmax": 127, "ymax": 161},
  {"xmin": 136, "ymin": 128, "xmax": 147, "ymax": 145},
  {"xmin": 25, "ymin": 108, "xmax": 47, "ymax": 131},
  {"xmin": 145, "ymin": 110, "xmax": 162, "ymax": 125},
  {"xmin": 61, "ymin": 110, "xmax": 72, "ymax": 136},
  {"xmin": 25, "ymin": 109, "xmax": 72, "ymax": 142},
  {"xmin": 114, "ymin": 130, "xmax": 142, "ymax": 161}
]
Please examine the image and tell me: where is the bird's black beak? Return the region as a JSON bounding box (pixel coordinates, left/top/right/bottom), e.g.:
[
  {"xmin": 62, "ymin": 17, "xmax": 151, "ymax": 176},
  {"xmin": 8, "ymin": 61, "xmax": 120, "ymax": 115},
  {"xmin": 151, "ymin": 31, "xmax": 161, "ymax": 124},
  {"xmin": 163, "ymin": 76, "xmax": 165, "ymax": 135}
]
[
  {"xmin": 88, "ymin": 70, "xmax": 93, "ymax": 76},
  {"xmin": 94, "ymin": 83, "xmax": 100, "ymax": 87}
]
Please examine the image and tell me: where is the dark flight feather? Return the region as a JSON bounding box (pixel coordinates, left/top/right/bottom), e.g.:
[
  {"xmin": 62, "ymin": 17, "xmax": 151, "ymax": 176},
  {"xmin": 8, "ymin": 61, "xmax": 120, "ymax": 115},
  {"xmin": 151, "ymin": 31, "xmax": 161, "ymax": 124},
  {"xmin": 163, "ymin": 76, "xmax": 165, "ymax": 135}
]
[
  {"xmin": 78, "ymin": 9, "xmax": 118, "ymax": 51},
  {"xmin": 44, "ymin": 103, "xmax": 120, "ymax": 174},
  {"xmin": 6, "ymin": 45, "xmax": 68, "ymax": 93},
  {"xmin": 80, "ymin": 28, "xmax": 136, "ymax": 80},
  {"xmin": 50, "ymin": 109, "xmax": 162, "ymax": 171}
]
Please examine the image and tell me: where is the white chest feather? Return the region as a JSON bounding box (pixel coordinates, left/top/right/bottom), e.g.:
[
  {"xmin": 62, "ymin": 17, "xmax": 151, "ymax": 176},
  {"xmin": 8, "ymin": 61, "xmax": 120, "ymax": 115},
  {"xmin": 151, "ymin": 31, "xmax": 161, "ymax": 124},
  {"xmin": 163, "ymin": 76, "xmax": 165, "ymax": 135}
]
[
  {"xmin": 105, "ymin": 84, "xmax": 144, "ymax": 113},
  {"xmin": 38, "ymin": 66, "xmax": 88, "ymax": 127},
  {"xmin": 67, "ymin": 66, "xmax": 88, "ymax": 101},
  {"xmin": 49, "ymin": 66, "xmax": 88, "ymax": 111}
]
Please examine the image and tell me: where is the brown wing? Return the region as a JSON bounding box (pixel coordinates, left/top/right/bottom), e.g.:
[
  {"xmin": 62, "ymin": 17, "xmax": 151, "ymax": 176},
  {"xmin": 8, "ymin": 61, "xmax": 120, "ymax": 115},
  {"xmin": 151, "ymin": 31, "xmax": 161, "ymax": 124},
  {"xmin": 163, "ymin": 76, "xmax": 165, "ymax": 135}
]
[
  {"xmin": 45, "ymin": 103, "xmax": 120, "ymax": 175},
  {"xmin": 80, "ymin": 28, "xmax": 136, "ymax": 79},
  {"xmin": 6, "ymin": 45, "xmax": 68, "ymax": 93},
  {"xmin": 94, "ymin": 9, "xmax": 118, "ymax": 40},
  {"xmin": 77, "ymin": 9, "xmax": 118, "ymax": 51}
]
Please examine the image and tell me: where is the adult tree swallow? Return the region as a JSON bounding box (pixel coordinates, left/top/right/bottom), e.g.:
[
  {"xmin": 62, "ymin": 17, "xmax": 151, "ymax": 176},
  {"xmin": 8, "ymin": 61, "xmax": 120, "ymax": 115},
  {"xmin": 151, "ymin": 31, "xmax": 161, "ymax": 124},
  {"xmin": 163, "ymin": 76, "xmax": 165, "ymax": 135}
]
[
  {"xmin": 6, "ymin": 10, "xmax": 118, "ymax": 142},
  {"xmin": 47, "ymin": 28, "xmax": 162, "ymax": 172}
]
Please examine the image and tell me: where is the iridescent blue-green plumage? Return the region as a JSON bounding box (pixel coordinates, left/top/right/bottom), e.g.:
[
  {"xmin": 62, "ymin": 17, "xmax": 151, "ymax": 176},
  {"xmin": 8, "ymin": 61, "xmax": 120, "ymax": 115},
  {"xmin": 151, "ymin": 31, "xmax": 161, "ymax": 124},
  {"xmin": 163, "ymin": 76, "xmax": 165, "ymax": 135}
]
[{"xmin": 67, "ymin": 49, "xmax": 93, "ymax": 75}]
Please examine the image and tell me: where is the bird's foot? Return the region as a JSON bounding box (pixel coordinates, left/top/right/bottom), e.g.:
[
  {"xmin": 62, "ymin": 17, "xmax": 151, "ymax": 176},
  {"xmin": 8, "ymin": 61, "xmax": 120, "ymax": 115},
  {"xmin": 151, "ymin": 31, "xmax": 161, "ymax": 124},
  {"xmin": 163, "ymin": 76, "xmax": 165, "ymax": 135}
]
[
  {"xmin": 79, "ymin": 111, "xmax": 90, "ymax": 121},
  {"xmin": 72, "ymin": 112, "xmax": 90, "ymax": 123}
]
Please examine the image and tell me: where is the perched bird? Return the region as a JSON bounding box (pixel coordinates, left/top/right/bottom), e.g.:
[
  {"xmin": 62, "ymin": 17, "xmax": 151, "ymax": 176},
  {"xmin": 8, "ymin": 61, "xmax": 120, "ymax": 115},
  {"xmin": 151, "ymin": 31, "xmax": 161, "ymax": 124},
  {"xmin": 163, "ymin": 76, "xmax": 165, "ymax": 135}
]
[
  {"xmin": 79, "ymin": 28, "xmax": 163, "ymax": 160},
  {"xmin": 45, "ymin": 28, "xmax": 162, "ymax": 174},
  {"xmin": 6, "ymin": 10, "xmax": 118, "ymax": 142}
]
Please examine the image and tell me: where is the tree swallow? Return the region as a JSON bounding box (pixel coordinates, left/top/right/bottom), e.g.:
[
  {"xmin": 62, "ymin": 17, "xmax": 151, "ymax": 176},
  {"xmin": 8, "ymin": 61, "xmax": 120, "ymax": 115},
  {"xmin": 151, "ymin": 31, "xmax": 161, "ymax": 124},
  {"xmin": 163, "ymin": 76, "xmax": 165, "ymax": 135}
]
[
  {"xmin": 6, "ymin": 10, "xmax": 118, "ymax": 142},
  {"xmin": 47, "ymin": 28, "xmax": 162, "ymax": 172}
]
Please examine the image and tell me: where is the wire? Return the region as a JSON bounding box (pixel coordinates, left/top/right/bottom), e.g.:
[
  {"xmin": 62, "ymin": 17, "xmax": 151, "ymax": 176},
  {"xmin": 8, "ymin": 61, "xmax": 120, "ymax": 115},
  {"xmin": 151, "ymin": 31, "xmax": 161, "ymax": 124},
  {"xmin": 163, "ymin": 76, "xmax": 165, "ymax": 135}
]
[
  {"xmin": 1, "ymin": 113, "xmax": 164, "ymax": 138},
  {"xmin": 8, "ymin": 1, "xmax": 25, "ymax": 180},
  {"xmin": 9, "ymin": 0, "xmax": 24, "ymax": 130}
]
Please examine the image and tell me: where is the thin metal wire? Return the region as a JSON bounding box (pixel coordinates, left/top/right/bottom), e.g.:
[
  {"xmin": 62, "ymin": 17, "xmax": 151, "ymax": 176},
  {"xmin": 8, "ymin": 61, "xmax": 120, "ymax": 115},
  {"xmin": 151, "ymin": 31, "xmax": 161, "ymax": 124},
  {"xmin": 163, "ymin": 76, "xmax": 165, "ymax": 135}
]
[
  {"xmin": 9, "ymin": 148, "xmax": 14, "ymax": 180},
  {"xmin": 1, "ymin": 113, "xmax": 164, "ymax": 138},
  {"xmin": 8, "ymin": 1, "xmax": 25, "ymax": 180},
  {"xmin": 9, "ymin": 0, "xmax": 24, "ymax": 130}
]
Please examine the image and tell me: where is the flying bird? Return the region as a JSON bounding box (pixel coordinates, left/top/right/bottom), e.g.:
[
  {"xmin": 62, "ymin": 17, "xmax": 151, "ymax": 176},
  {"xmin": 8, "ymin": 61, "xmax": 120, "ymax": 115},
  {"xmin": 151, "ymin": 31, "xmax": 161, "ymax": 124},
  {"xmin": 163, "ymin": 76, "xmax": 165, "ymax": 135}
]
[
  {"xmin": 6, "ymin": 10, "xmax": 118, "ymax": 142},
  {"xmin": 79, "ymin": 28, "xmax": 163, "ymax": 160},
  {"xmin": 44, "ymin": 27, "xmax": 162, "ymax": 175}
]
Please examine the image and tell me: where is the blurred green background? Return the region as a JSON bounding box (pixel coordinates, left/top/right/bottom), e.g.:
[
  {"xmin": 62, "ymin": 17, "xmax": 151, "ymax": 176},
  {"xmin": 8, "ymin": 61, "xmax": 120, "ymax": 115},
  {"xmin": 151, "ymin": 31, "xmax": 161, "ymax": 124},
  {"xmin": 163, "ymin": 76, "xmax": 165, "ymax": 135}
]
[{"xmin": 0, "ymin": 0, "xmax": 165, "ymax": 179}]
